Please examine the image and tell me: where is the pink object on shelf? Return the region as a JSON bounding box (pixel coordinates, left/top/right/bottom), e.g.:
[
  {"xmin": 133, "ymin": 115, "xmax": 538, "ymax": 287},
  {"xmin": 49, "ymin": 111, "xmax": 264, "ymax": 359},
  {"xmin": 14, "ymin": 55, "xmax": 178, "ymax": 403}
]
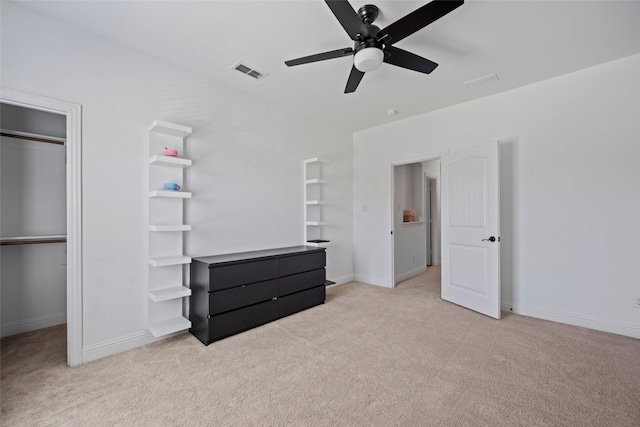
[
  {"xmin": 403, "ymin": 209, "xmax": 416, "ymax": 222},
  {"xmin": 163, "ymin": 148, "xmax": 178, "ymax": 157}
]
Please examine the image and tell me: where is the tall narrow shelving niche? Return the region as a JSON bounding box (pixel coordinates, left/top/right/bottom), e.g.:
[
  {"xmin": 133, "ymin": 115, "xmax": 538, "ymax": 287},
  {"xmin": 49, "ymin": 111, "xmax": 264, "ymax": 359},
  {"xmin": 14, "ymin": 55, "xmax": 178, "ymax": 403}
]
[
  {"xmin": 303, "ymin": 158, "xmax": 331, "ymax": 247},
  {"xmin": 147, "ymin": 120, "xmax": 192, "ymax": 337}
]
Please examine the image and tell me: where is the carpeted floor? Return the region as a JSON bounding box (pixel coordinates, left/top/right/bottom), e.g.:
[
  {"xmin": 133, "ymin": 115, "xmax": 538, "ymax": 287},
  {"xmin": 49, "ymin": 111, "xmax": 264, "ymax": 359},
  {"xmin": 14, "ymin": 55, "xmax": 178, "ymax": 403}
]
[{"xmin": 2, "ymin": 267, "xmax": 640, "ymax": 426}]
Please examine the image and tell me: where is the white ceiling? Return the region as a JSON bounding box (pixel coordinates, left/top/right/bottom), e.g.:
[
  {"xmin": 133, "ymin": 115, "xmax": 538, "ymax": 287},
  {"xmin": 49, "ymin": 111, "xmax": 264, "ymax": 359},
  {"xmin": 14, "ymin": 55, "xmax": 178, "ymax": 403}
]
[{"xmin": 17, "ymin": 0, "xmax": 640, "ymax": 133}]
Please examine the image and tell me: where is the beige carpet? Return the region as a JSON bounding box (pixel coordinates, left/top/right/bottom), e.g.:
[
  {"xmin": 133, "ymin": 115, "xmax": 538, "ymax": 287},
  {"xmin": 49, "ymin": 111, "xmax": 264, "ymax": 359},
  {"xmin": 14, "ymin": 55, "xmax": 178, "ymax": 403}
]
[{"xmin": 2, "ymin": 267, "xmax": 640, "ymax": 426}]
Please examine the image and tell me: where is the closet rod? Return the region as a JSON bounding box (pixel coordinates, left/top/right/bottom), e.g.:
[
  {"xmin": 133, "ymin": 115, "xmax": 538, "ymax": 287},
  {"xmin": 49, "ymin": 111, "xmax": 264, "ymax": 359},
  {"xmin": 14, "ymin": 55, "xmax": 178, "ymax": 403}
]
[
  {"xmin": 1, "ymin": 235, "xmax": 67, "ymax": 246},
  {"xmin": 1, "ymin": 129, "xmax": 65, "ymax": 145}
]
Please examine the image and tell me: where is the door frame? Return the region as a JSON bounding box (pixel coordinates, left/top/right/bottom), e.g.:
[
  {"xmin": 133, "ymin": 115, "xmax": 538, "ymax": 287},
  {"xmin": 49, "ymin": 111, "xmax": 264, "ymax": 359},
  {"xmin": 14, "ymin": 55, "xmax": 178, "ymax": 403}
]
[
  {"xmin": 1, "ymin": 87, "xmax": 83, "ymax": 366},
  {"xmin": 424, "ymin": 175, "xmax": 434, "ymax": 266},
  {"xmin": 389, "ymin": 151, "xmax": 448, "ymax": 287}
]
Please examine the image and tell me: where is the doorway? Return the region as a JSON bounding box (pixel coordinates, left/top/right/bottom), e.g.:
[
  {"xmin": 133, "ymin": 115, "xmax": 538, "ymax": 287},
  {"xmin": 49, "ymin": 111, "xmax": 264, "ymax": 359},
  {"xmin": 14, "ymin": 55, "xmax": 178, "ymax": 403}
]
[
  {"xmin": 389, "ymin": 143, "xmax": 501, "ymax": 319},
  {"xmin": 0, "ymin": 88, "xmax": 82, "ymax": 366},
  {"xmin": 391, "ymin": 156, "xmax": 442, "ymax": 287}
]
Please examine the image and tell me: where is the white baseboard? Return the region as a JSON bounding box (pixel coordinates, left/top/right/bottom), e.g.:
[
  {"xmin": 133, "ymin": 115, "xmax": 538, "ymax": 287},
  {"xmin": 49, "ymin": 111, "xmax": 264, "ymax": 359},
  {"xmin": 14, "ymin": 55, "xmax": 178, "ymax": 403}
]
[
  {"xmin": 1, "ymin": 312, "xmax": 66, "ymax": 338},
  {"xmin": 395, "ymin": 266, "xmax": 427, "ymax": 284},
  {"xmin": 327, "ymin": 274, "xmax": 354, "ymax": 287},
  {"xmin": 501, "ymin": 300, "xmax": 640, "ymax": 339},
  {"xmin": 353, "ymin": 274, "xmax": 391, "ymax": 288},
  {"xmin": 82, "ymin": 329, "xmax": 187, "ymax": 364}
]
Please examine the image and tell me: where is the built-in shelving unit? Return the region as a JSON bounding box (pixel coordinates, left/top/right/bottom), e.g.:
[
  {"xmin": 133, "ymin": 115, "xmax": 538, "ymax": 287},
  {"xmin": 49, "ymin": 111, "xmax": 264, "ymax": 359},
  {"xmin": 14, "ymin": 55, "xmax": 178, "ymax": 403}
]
[
  {"xmin": 147, "ymin": 120, "xmax": 193, "ymax": 337},
  {"xmin": 303, "ymin": 158, "xmax": 331, "ymax": 248}
]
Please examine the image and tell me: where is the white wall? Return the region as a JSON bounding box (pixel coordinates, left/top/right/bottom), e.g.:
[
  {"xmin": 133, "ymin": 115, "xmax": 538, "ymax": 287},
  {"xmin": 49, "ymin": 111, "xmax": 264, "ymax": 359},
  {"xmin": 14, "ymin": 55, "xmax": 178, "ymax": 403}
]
[
  {"xmin": 1, "ymin": 3, "xmax": 353, "ymax": 362},
  {"xmin": 353, "ymin": 54, "xmax": 640, "ymax": 338}
]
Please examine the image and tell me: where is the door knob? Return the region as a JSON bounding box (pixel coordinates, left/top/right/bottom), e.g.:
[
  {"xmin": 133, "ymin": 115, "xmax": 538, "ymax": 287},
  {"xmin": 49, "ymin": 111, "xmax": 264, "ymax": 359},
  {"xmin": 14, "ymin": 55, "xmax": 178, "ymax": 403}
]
[{"xmin": 482, "ymin": 236, "xmax": 496, "ymax": 242}]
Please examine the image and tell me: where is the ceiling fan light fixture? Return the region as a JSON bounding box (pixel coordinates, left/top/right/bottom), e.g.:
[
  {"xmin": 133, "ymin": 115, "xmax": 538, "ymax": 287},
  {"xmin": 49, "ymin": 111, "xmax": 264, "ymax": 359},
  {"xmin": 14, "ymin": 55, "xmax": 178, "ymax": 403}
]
[{"xmin": 353, "ymin": 47, "xmax": 383, "ymax": 72}]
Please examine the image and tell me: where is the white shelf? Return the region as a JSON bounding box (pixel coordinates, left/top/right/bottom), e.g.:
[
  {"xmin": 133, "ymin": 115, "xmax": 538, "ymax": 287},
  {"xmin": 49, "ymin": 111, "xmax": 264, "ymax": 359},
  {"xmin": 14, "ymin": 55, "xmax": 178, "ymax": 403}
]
[
  {"xmin": 148, "ymin": 190, "xmax": 192, "ymax": 199},
  {"xmin": 306, "ymin": 241, "xmax": 332, "ymax": 248},
  {"xmin": 149, "ymin": 120, "xmax": 192, "ymax": 138},
  {"xmin": 148, "ymin": 286, "xmax": 191, "ymax": 302},
  {"xmin": 303, "ymin": 157, "xmax": 330, "ymax": 165},
  {"xmin": 305, "ymin": 179, "xmax": 329, "ymax": 185},
  {"xmin": 148, "ymin": 316, "xmax": 191, "ymax": 338},
  {"xmin": 148, "ymin": 224, "xmax": 192, "ymax": 232},
  {"xmin": 149, "ymin": 155, "xmax": 191, "ymax": 168},
  {"xmin": 401, "ymin": 221, "xmax": 426, "ymax": 227},
  {"xmin": 148, "ymin": 255, "xmax": 191, "ymax": 267},
  {"xmin": 305, "ymin": 200, "xmax": 326, "ymax": 205},
  {"xmin": 305, "ymin": 221, "xmax": 327, "ymax": 226}
]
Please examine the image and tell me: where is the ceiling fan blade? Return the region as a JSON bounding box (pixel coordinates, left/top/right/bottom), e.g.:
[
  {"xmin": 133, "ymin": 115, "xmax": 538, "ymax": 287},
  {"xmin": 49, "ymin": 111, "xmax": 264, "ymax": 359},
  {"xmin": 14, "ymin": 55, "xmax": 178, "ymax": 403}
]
[
  {"xmin": 285, "ymin": 48, "xmax": 354, "ymax": 67},
  {"xmin": 379, "ymin": 0, "xmax": 464, "ymax": 46},
  {"xmin": 383, "ymin": 46, "xmax": 438, "ymax": 74},
  {"xmin": 325, "ymin": 0, "xmax": 368, "ymax": 41},
  {"xmin": 344, "ymin": 65, "xmax": 365, "ymax": 93}
]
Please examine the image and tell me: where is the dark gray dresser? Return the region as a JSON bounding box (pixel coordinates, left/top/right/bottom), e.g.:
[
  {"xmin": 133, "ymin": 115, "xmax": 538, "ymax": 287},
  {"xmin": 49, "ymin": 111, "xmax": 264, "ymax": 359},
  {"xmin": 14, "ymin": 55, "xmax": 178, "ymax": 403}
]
[{"xmin": 190, "ymin": 246, "xmax": 326, "ymax": 345}]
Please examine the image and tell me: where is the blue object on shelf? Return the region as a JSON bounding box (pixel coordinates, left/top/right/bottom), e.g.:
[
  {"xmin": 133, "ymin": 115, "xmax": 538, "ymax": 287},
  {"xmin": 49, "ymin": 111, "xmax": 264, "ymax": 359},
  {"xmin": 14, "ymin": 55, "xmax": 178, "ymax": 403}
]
[{"xmin": 163, "ymin": 183, "xmax": 180, "ymax": 191}]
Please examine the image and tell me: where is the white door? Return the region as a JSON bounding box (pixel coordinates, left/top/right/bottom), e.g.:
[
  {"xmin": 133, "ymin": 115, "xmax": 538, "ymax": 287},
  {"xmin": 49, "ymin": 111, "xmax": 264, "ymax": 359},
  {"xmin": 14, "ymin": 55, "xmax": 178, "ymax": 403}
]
[{"xmin": 441, "ymin": 141, "xmax": 500, "ymax": 319}]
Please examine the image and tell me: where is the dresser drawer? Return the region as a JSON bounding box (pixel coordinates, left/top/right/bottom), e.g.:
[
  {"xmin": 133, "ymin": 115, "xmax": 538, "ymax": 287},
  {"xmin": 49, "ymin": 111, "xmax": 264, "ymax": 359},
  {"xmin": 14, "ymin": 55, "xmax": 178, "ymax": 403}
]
[
  {"xmin": 279, "ymin": 251, "xmax": 326, "ymax": 277},
  {"xmin": 279, "ymin": 285, "xmax": 325, "ymax": 318},
  {"xmin": 209, "ymin": 259, "xmax": 278, "ymax": 291},
  {"xmin": 278, "ymin": 268, "xmax": 326, "ymax": 297},
  {"xmin": 209, "ymin": 279, "xmax": 278, "ymax": 315},
  {"xmin": 209, "ymin": 299, "xmax": 278, "ymax": 342}
]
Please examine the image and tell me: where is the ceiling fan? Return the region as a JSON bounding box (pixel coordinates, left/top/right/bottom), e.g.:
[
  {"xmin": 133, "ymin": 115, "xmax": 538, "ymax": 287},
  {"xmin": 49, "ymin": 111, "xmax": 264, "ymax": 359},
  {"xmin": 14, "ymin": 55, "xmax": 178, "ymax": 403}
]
[{"xmin": 285, "ymin": 0, "xmax": 464, "ymax": 93}]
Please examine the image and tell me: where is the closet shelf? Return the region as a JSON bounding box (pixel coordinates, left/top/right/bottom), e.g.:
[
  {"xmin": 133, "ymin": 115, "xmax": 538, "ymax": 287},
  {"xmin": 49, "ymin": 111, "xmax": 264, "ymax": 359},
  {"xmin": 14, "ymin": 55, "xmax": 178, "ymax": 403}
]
[
  {"xmin": 305, "ymin": 221, "xmax": 327, "ymax": 226},
  {"xmin": 148, "ymin": 190, "xmax": 192, "ymax": 199},
  {"xmin": 305, "ymin": 200, "xmax": 326, "ymax": 205},
  {"xmin": 148, "ymin": 225, "xmax": 191, "ymax": 232},
  {"xmin": 148, "ymin": 155, "xmax": 191, "ymax": 168},
  {"xmin": 148, "ymin": 255, "xmax": 191, "ymax": 267},
  {"xmin": 148, "ymin": 316, "xmax": 191, "ymax": 338},
  {"xmin": 148, "ymin": 286, "xmax": 191, "ymax": 302}
]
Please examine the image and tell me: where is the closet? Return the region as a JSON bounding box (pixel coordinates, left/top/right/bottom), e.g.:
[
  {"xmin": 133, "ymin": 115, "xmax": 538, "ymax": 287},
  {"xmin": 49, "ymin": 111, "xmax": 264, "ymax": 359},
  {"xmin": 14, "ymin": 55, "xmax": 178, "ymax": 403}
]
[{"xmin": 0, "ymin": 103, "xmax": 67, "ymax": 338}]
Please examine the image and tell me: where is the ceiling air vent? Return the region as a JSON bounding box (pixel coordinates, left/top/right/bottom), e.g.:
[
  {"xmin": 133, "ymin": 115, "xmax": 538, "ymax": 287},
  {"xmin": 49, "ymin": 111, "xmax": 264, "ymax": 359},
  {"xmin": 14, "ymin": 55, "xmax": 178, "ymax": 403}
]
[
  {"xmin": 231, "ymin": 61, "xmax": 268, "ymax": 80},
  {"xmin": 465, "ymin": 73, "xmax": 500, "ymax": 89}
]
